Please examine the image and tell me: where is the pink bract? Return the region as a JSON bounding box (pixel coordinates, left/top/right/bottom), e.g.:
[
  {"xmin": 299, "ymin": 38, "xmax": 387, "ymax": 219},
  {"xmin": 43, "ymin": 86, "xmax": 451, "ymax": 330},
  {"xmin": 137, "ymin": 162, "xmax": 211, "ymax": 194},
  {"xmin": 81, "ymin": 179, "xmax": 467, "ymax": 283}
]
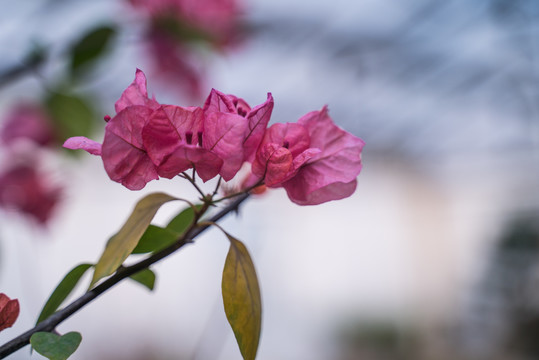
[
  {"xmin": 252, "ymin": 123, "xmax": 320, "ymax": 187},
  {"xmin": 102, "ymin": 106, "xmax": 160, "ymax": 190},
  {"xmin": 253, "ymin": 107, "xmax": 365, "ymax": 205},
  {"xmin": 142, "ymin": 104, "xmax": 223, "ymax": 181},
  {"xmin": 0, "ymin": 293, "xmax": 19, "ymax": 332},
  {"xmin": 63, "ymin": 70, "xmax": 161, "ymax": 190},
  {"xmin": 283, "ymin": 107, "xmax": 365, "ymax": 205},
  {"xmin": 115, "ymin": 69, "xmax": 159, "ymax": 113},
  {"xmin": 203, "ymin": 89, "xmax": 274, "ymax": 163},
  {"xmin": 63, "ymin": 136, "xmax": 102, "ymax": 155}
]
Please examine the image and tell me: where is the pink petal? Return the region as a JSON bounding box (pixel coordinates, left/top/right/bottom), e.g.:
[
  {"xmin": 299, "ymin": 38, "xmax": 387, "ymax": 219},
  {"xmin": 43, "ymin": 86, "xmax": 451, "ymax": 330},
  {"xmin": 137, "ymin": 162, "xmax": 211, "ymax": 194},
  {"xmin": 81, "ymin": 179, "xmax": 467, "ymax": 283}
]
[
  {"xmin": 142, "ymin": 105, "xmax": 203, "ymax": 166},
  {"xmin": 107, "ymin": 106, "xmax": 152, "ymax": 150},
  {"xmin": 203, "ymin": 111, "xmax": 248, "ymax": 181},
  {"xmin": 252, "ymin": 143, "xmax": 293, "ymax": 187},
  {"xmin": 282, "ymin": 106, "xmax": 365, "ymax": 205},
  {"xmin": 102, "ymin": 106, "xmax": 159, "ymax": 190},
  {"xmin": 203, "ymin": 89, "xmax": 237, "ymax": 113},
  {"xmin": 298, "ymin": 106, "xmax": 365, "ymax": 183},
  {"xmin": 290, "ymin": 148, "xmax": 322, "ymax": 172},
  {"xmin": 158, "ymin": 146, "xmax": 223, "ymax": 182},
  {"xmin": 242, "ymin": 93, "xmax": 274, "ymax": 162},
  {"xmin": 283, "ymin": 177, "xmax": 358, "ymax": 205},
  {"xmin": 102, "ymin": 132, "xmax": 159, "ymax": 190},
  {"xmin": 63, "ymin": 136, "xmax": 102, "ymax": 156},
  {"xmin": 115, "ymin": 69, "xmax": 159, "ymax": 113},
  {"xmin": 261, "ymin": 122, "xmax": 310, "ymax": 157}
]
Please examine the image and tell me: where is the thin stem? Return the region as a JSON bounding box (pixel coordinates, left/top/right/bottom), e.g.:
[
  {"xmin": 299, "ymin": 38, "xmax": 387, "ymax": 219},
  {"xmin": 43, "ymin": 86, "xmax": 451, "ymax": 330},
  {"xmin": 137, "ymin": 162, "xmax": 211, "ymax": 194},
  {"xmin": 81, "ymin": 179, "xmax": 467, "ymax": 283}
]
[
  {"xmin": 213, "ymin": 180, "xmax": 264, "ymax": 204},
  {"xmin": 181, "ymin": 172, "xmax": 206, "ymax": 199},
  {"xmin": 212, "ymin": 176, "xmax": 223, "ymax": 198},
  {"xmin": 0, "ymin": 192, "xmax": 250, "ymax": 359}
]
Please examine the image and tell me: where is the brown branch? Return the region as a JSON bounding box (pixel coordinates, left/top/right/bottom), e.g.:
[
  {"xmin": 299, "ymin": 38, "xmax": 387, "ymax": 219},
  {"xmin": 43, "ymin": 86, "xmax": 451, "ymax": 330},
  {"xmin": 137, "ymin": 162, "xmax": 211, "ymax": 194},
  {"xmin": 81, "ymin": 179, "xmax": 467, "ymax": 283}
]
[{"xmin": 0, "ymin": 192, "xmax": 250, "ymax": 358}]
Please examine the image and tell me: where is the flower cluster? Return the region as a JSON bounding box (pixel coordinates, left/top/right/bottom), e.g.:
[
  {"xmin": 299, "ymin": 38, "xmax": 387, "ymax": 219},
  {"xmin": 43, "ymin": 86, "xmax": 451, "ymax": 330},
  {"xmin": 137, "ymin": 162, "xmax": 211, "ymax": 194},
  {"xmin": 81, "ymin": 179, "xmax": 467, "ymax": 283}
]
[{"xmin": 65, "ymin": 70, "xmax": 364, "ymax": 205}]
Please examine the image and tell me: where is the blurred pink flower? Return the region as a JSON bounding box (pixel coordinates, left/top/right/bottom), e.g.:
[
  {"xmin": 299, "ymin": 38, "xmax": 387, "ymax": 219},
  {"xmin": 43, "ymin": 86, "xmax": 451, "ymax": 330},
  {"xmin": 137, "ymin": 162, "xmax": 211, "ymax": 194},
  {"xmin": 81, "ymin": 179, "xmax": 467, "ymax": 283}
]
[
  {"xmin": 0, "ymin": 293, "xmax": 19, "ymax": 332},
  {"xmin": 129, "ymin": 0, "xmax": 243, "ymax": 99},
  {"xmin": 253, "ymin": 107, "xmax": 365, "ymax": 205},
  {"xmin": 1, "ymin": 104, "xmax": 54, "ymax": 147},
  {"xmin": 129, "ymin": 0, "xmax": 242, "ymax": 43},
  {"xmin": 145, "ymin": 27, "xmax": 205, "ymax": 99},
  {"xmin": 0, "ymin": 163, "xmax": 61, "ymax": 224}
]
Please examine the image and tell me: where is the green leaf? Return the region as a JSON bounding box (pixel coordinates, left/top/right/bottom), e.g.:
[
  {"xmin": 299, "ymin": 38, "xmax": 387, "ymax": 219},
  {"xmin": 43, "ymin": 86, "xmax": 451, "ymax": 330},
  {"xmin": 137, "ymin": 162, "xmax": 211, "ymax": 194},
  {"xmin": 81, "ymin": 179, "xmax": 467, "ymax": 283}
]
[
  {"xmin": 222, "ymin": 234, "xmax": 262, "ymax": 360},
  {"xmin": 132, "ymin": 225, "xmax": 178, "ymax": 254},
  {"xmin": 30, "ymin": 332, "xmax": 82, "ymax": 360},
  {"xmin": 36, "ymin": 264, "xmax": 93, "ymax": 325},
  {"xmin": 131, "ymin": 204, "xmax": 202, "ymax": 254},
  {"xmin": 129, "ymin": 268, "xmax": 156, "ymax": 291},
  {"xmin": 70, "ymin": 26, "xmax": 115, "ymax": 76},
  {"xmin": 90, "ymin": 193, "xmax": 177, "ymax": 287},
  {"xmin": 166, "ymin": 204, "xmax": 202, "ymax": 234},
  {"xmin": 45, "ymin": 92, "xmax": 95, "ymax": 142}
]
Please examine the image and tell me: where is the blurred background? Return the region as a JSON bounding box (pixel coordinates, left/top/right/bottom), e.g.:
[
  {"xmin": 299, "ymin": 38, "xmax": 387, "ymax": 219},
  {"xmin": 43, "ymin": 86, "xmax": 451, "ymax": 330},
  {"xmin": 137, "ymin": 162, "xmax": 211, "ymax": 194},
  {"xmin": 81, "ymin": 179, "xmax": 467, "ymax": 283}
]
[{"xmin": 1, "ymin": 0, "xmax": 539, "ymax": 359}]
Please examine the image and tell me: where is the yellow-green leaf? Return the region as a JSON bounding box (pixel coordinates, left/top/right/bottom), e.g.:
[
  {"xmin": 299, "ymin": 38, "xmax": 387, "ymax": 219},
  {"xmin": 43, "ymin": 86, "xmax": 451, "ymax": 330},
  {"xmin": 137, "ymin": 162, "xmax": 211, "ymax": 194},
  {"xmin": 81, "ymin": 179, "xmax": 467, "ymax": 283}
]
[
  {"xmin": 222, "ymin": 234, "xmax": 262, "ymax": 360},
  {"xmin": 90, "ymin": 193, "xmax": 177, "ymax": 287}
]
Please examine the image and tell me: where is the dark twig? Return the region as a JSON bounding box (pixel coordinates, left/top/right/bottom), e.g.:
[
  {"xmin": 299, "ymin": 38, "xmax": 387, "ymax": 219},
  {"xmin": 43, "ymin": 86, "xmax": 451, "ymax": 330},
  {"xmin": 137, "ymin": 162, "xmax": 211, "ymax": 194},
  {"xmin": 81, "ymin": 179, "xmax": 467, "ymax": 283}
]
[{"xmin": 0, "ymin": 192, "xmax": 250, "ymax": 359}]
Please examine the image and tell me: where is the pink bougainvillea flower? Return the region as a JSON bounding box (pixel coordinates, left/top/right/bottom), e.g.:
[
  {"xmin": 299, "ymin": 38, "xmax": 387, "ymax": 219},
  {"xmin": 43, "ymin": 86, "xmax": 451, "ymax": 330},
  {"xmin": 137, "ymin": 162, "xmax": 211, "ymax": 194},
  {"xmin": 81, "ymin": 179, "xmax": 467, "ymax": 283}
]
[
  {"xmin": 64, "ymin": 70, "xmax": 161, "ymax": 190},
  {"xmin": 252, "ymin": 123, "xmax": 321, "ymax": 187},
  {"xmin": 65, "ymin": 70, "xmax": 254, "ymax": 188},
  {"xmin": 253, "ymin": 106, "xmax": 365, "ymax": 205},
  {"xmin": 203, "ymin": 89, "xmax": 274, "ymax": 163},
  {"xmin": 142, "ymin": 97, "xmax": 254, "ymax": 182},
  {"xmin": 65, "ymin": 70, "xmax": 163, "ymax": 189},
  {"xmin": 65, "ymin": 107, "xmax": 161, "ymax": 191},
  {"xmin": 0, "ymin": 163, "xmax": 62, "ymax": 224},
  {"xmin": 0, "ymin": 293, "xmax": 19, "ymax": 332},
  {"xmin": 1, "ymin": 104, "xmax": 54, "ymax": 147},
  {"xmin": 141, "ymin": 105, "xmax": 223, "ymax": 181}
]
